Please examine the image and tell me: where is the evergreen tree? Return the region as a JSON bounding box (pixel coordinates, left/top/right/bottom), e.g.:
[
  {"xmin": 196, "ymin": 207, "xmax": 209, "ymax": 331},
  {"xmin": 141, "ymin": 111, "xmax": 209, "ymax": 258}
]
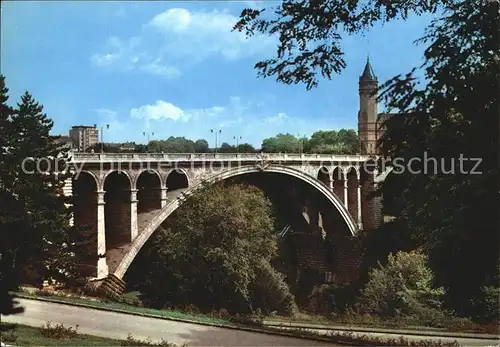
[
  {"xmin": 1, "ymin": 87, "xmax": 88, "ymax": 315},
  {"xmin": 9, "ymin": 92, "xmax": 84, "ymax": 284},
  {"xmin": 0, "ymin": 75, "xmax": 24, "ymax": 315}
]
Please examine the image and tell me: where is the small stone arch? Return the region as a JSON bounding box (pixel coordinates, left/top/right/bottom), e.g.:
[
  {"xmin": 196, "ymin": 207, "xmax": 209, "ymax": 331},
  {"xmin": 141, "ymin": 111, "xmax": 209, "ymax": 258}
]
[
  {"xmin": 317, "ymin": 166, "xmax": 331, "ymax": 187},
  {"xmin": 331, "ymin": 167, "xmax": 345, "ymax": 204},
  {"xmin": 165, "ymin": 168, "xmax": 190, "ymax": 190},
  {"xmin": 136, "ymin": 169, "xmax": 163, "ymax": 214},
  {"xmin": 72, "ymin": 171, "xmax": 99, "ymax": 278},
  {"xmin": 101, "ymin": 169, "xmax": 133, "ymax": 191},
  {"xmin": 103, "ymin": 171, "xmax": 132, "ymax": 249}
]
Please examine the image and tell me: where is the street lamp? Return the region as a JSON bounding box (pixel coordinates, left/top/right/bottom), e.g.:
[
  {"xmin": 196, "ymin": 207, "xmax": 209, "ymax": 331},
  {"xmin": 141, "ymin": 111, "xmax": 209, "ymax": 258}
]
[
  {"xmin": 143, "ymin": 131, "xmax": 154, "ymax": 152},
  {"xmin": 233, "ymin": 136, "xmax": 242, "ymax": 153},
  {"xmin": 97, "ymin": 124, "xmax": 110, "ymax": 153},
  {"xmin": 210, "ymin": 129, "xmax": 222, "ymax": 153},
  {"xmin": 297, "ymin": 133, "xmax": 303, "ymax": 154}
]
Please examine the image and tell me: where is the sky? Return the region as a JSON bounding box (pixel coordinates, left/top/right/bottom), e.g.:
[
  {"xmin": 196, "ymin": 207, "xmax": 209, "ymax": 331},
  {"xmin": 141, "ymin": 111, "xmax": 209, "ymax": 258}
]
[{"xmin": 1, "ymin": 1, "xmax": 435, "ymax": 147}]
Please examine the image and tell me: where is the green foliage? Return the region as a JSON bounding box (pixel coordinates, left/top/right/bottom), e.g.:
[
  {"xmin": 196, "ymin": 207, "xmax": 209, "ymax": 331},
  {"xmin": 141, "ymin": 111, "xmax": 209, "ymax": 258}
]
[
  {"xmin": 122, "ymin": 334, "xmax": 184, "ymax": 347},
  {"xmin": 261, "ymin": 133, "xmax": 300, "ymax": 153},
  {"xmin": 234, "ymin": 0, "xmax": 445, "ymax": 89},
  {"xmin": 130, "ymin": 182, "xmax": 284, "ymax": 314},
  {"xmin": 357, "ymin": 251, "xmax": 445, "ymax": 325},
  {"xmin": 261, "ymin": 129, "xmax": 357, "ymax": 154},
  {"xmin": 308, "ymin": 129, "xmax": 358, "ymax": 154},
  {"xmin": 377, "ymin": 1, "xmax": 499, "ymax": 317},
  {"xmin": 237, "ymin": 0, "xmax": 499, "ymax": 321},
  {"xmin": 40, "ymin": 322, "xmax": 78, "ymax": 340},
  {"xmin": 1, "ymin": 81, "xmax": 89, "ymax": 314},
  {"xmin": 249, "ymin": 260, "xmax": 297, "ymax": 315},
  {"xmin": 307, "ymin": 283, "xmax": 359, "ymax": 316}
]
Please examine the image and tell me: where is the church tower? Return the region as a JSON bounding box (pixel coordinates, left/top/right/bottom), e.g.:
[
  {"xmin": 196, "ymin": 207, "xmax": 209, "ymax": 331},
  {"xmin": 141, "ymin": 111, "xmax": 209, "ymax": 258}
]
[{"xmin": 358, "ymin": 57, "xmax": 378, "ymax": 154}]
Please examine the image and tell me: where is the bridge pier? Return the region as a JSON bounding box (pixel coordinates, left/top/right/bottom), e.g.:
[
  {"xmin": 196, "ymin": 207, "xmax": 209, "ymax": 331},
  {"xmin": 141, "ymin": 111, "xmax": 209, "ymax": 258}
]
[
  {"xmin": 97, "ymin": 191, "xmax": 109, "ymax": 279},
  {"xmin": 357, "ymin": 180, "xmax": 363, "ymax": 230},
  {"xmin": 130, "ymin": 189, "xmax": 138, "ymax": 241},
  {"xmin": 160, "ymin": 187, "xmax": 168, "ymax": 208}
]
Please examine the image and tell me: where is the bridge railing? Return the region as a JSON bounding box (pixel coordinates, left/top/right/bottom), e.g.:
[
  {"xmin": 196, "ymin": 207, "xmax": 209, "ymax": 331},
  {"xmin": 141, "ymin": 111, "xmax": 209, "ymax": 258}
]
[{"xmin": 70, "ymin": 152, "xmax": 374, "ymax": 162}]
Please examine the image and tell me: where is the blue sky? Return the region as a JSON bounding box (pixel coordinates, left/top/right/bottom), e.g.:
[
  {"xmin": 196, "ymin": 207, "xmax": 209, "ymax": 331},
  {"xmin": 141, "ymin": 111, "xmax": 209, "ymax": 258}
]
[{"xmin": 2, "ymin": 1, "xmax": 435, "ymax": 147}]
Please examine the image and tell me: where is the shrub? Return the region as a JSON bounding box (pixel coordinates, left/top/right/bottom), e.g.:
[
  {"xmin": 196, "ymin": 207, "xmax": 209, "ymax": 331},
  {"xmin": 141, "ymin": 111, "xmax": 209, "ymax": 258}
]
[
  {"xmin": 249, "ymin": 260, "xmax": 297, "ymax": 316},
  {"xmin": 40, "ymin": 322, "xmax": 78, "ymax": 340},
  {"xmin": 122, "ymin": 334, "xmax": 186, "ymax": 346},
  {"xmin": 1, "ymin": 329, "xmax": 17, "ymax": 343},
  {"xmin": 475, "ymin": 286, "xmax": 500, "ymax": 323},
  {"xmin": 307, "ymin": 282, "xmax": 359, "ymax": 316},
  {"xmin": 356, "ymin": 250, "xmax": 445, "ymax": 325}
]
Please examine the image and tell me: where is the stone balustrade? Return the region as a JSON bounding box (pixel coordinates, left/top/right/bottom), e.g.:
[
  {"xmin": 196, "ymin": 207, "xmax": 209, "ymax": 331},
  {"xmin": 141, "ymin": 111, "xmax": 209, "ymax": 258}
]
[{"xmin": 70, "ymin": 152, "xmax": 375, "ymax": 163}]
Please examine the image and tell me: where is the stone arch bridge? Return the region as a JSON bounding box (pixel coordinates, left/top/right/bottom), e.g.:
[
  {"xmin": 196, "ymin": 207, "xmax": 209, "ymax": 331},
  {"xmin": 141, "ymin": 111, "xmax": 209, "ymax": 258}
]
[{"xmin": 65, "ymin": 152, "xmax": 385, "ymax": 294}]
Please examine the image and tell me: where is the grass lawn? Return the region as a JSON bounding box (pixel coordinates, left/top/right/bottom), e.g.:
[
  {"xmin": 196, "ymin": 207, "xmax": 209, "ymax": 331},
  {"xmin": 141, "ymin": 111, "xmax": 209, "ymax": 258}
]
[
  {"xmin": 15, "ymin": 290, "xmax": 234, "ymax": 326},
  {"xmin": 0, "ymin": 322, "xmax": 125, "ymax": 346}
]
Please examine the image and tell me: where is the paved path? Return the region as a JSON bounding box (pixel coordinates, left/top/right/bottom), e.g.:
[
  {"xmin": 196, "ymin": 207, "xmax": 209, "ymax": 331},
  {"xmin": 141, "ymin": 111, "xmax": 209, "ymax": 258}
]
[
  {"xmin": 3, "ymin": 299, "xmax": 498, "ymax": 346},
  {"xmin": 1, "ymin": 299, "xmax": 337, "ymax": 346}
]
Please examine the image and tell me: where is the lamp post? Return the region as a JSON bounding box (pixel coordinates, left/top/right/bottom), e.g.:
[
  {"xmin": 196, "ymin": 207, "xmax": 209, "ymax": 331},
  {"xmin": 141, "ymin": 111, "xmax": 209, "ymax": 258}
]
[
  {"xmin": 233, "ymin": 136, "xmax": 242, "ymax": 153},
  {"xmin": 143, "ymin": 131, "xmax": 154, "ymax": 152},
  {"xmin": 297, "ymin": 133, "xmax": 303, "ymax": 155},
  {"xmin": 98, "ymin": 124, "xmax": 109, "ymax": 153},
  {"xmin": 211, "ymin": 129, "xmax": 222, "ymax": 153}
]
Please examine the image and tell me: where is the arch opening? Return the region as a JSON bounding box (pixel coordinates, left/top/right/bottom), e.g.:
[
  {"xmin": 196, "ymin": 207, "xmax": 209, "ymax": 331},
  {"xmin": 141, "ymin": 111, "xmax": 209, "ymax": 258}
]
[
  {"xmin": 127, "ymin": 170, "xmax": 355, "ymax": 305},
  {"xmin": 114, "ymin": 165, "xmax": 358, "ymax": 280},
  {"xmin": 104, "ymin": 171, "xmax": 131, "ymax": 249},
  {"xmin": 137, "ymin": 171, "xmax": 162, "ymax": 214},
  {"xmin": 72, "ymin": 171, "xmax": 98, "ymax": 277},
  {"xmin": 166, "ymin": 170, "xmax": 189, "ymax": 191},
  {"xmin": 346, "ymin": 168, "xmax": 359, "ymax": 225},
  {"xmin": 317, "ymin": 166, "xmax": 330, "ymax": 187}
]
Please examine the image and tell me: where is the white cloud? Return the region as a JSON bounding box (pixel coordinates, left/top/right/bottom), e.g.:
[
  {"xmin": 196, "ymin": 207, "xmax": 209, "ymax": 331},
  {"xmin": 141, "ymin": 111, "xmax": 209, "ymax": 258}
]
[
  {"xmin": 130, "ymin": 100, "xmax": 188, "ymax": 123},
  {"xmin": 243, "ymin": 1, "xmax": 265, "ymax": 10},
  {"xmin": 90, "ymin": 7, "xmax": 274, "ymax": 76},
  {"xmin": 264, "ymin": 112, "xmax": 287, "ymax": 124},
  {"xmin": 96, "ymin": 97, "xmax": 338, "ymax": 146}
]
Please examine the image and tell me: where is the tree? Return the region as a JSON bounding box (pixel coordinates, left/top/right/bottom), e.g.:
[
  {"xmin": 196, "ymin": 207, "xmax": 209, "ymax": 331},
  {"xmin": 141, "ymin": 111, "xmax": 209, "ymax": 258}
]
[
  {"xmin": 377, "ymin": 1, "xmax": 498, "ymax": 318},
  {"xmin": 261, "ymin": 133, "xmax": 299, "ymax": 152},
  {"xmin": 308, "ymin": 129, "xmax": 358, "ymax": 154},
  {"xmin": 234, "ymin": 0, "xmax": 446, "ymax": 90},
  {"xmin": 237, "ymin": 143, "xmax": 257, "ymax": 153},
  {"xmin": 235, "ymin": 0, "xmax": 499, "ymax": 319},
  {"xmin": 149, "ymin": 137, "xmax": 196, "ymax": 153},
  {"xmin": 194, "ymin": 139, "xmax": 210, "ymax": 153},
  {"xmin": 0, "ymin": 75, "xmax": 24, "ymax": 315},
  {"xmin": 1, "ymin": 89, "xmax": 86, "ymax": 309},
  {"xmin": 218, "ymin": 142, "xmax": 234, "ymax": 153},
  {"xmin": 357, "ymin": 251, "xmax": 445, "ymax": 325},
  {"xmin": 127, "ymin": 182, "xmax": 294, "ymax": 314}
]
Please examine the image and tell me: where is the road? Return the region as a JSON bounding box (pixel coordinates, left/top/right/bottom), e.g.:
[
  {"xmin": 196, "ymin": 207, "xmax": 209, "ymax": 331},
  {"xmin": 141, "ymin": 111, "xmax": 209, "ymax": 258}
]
[
  {"xmin": 2, "ymin": 299, "xmax": 498, "ymax": 346},
  {"xmin": 1, "ymin": 299, "xmax": 338, "ymax": 346}
]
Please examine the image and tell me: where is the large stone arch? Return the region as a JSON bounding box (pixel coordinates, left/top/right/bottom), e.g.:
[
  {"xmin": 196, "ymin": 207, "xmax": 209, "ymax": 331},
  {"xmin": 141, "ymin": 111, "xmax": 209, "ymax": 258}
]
[{"xmin": 113, "ymin": 164, "xmax": 359, "ymax": 279}]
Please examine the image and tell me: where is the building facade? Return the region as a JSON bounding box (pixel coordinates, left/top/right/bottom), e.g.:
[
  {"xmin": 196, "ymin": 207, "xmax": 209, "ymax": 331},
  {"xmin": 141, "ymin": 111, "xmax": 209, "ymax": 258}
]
[{"xmin": 69, "ymin": 125, "xmax": 99, "ymax": 152}]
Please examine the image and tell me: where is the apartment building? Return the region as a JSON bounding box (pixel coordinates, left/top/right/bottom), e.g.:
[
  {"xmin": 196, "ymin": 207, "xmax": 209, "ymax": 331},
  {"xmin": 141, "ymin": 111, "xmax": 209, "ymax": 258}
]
[{"xmin": 69, "ymin": 125, "xmax": 99, "ymax": 152}]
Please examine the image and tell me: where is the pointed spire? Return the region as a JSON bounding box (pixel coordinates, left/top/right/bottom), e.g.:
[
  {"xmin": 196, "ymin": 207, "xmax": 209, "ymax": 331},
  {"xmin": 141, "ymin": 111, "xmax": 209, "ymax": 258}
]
[{"xmin": 360, "ymin": 56, "xmax": 377, "ymax": 82}]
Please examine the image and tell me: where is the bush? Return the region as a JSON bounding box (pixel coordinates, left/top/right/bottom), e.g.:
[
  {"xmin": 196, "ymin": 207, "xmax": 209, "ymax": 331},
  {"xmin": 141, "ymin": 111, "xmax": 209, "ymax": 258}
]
[
  {"xmin": 40, "ymin": 322, "xmax": 78, "ymax": 340},
  {"xmin": 1, "ymin": 329, "xmax": 17, "ymax": 343},
  {"xmin": 122, "ymin": 334, "xmax": 185, "ymax": 347},
  {"xmin": 249, "ymin": 260, "xmax": 297, "ymax": 316},
  {"xmin": 356, "ymin": 250, "xmax": 445, "ymax": 325},
  {"xmin": 307, "ymin": 282, "xmax": 359, "ymax": 316},
  {"xmin": 475, "ymin": 286, "xmax": 500, "ymax": 323}
]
